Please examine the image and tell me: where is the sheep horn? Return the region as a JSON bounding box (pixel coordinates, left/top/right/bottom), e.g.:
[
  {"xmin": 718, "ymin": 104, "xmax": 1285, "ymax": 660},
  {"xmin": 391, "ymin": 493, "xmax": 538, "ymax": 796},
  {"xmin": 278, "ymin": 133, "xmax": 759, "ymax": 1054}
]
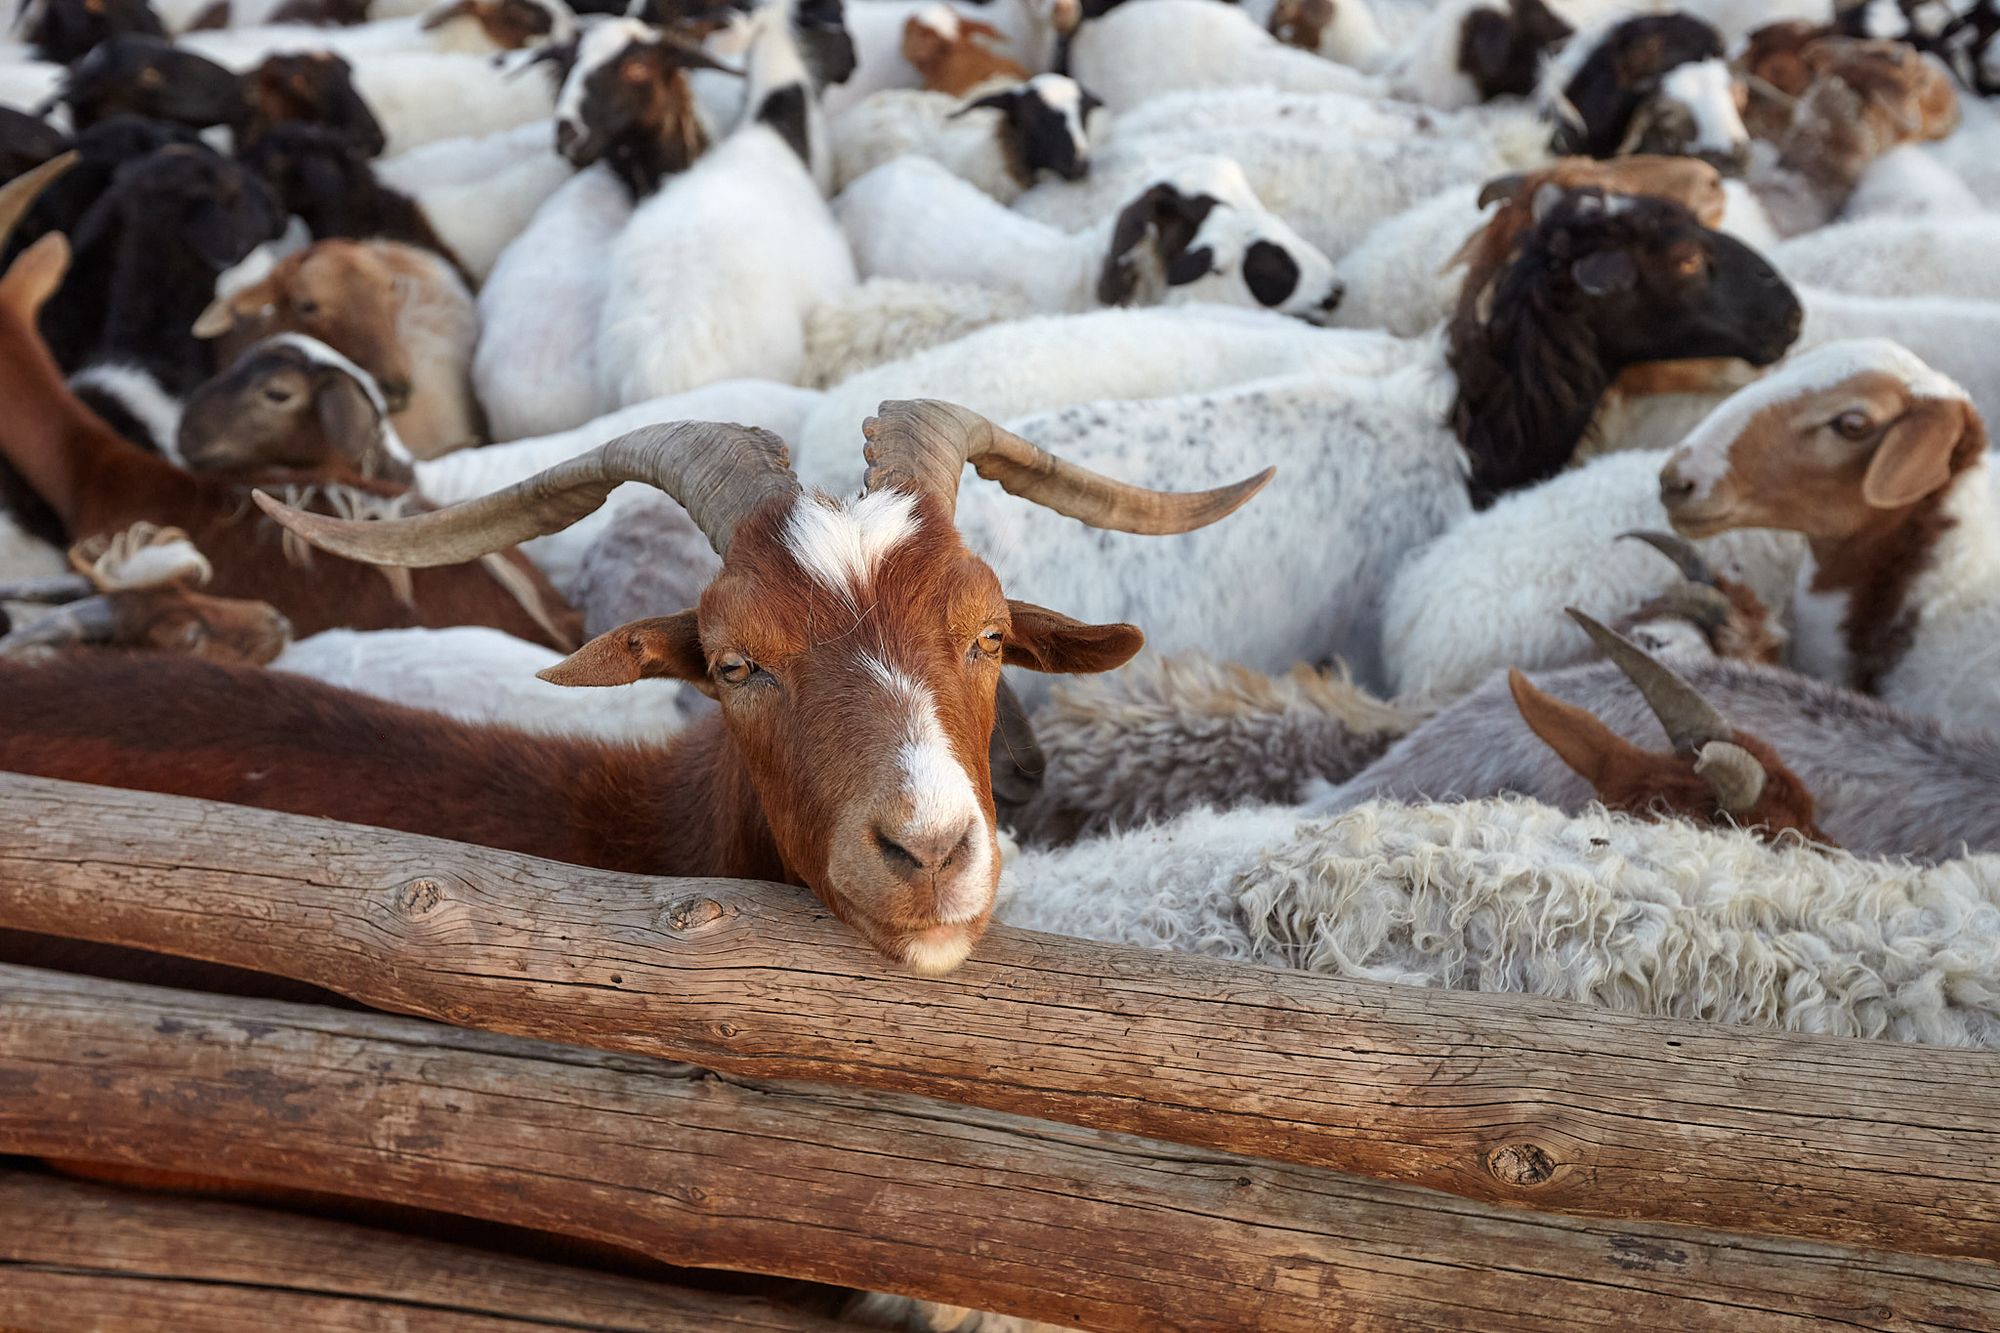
[
  {"xmin": 1565, "ymin": 607, "xmax": 1733, "ymax": 755},
  {"xmin": 0, "ymin": 572, "xmax": 95, "ymax": 605},
  {"xmin": 0, "ymin": 595, "xmax": 119, "ymax": 655},
  {"xmin": 860, "ymin": 398, "xmax": 1273, "ymax": 534},
  {"xmin": 1618, "ymin": 529, "xmax": 1718, "ymax": 586},
  {"xmin": 1694, "ymin": 739, "xmax": 1767, "ymax": 815},
  {"xmin": 255, "ymin": 421, "xmax": 800, "ymax": 567},
  {"xmin": 0, "ymin": 151, "xmax": 77, "ymax": 251}
]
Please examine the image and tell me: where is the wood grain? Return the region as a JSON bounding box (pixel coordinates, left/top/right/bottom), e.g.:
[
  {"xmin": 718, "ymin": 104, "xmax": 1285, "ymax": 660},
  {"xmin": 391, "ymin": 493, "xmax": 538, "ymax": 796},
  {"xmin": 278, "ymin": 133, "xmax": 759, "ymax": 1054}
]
[
  {"xmin": 0, "ymin": 1169, "xmax": 844, "ymax": 1332},
  {"xmin": 2, "ymin": 774, "xmax": 1997, "ymax": 1262},
  {"xmin": 2, "ymin": 966, "xmax": 1995, "ymax": 1333}
]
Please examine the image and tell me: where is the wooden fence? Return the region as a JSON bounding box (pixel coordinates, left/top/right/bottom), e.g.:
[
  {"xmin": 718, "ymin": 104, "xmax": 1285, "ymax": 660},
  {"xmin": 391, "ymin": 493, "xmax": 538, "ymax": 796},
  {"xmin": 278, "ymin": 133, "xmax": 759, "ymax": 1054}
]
[{"xmin": 1, "ymin": 772, "xmax": 1996, "ymax": 1330}]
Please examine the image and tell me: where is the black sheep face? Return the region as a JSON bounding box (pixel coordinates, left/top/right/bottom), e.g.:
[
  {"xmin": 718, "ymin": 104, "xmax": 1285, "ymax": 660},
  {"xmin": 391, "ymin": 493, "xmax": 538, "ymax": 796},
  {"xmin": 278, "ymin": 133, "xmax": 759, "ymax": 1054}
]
[
  {"xmin": 1532, "ymin": 188, "xmax": 1802, "ymax": 370},
  {"xmin": 59, "ymin": 35, "xmax": 247, "ymax": 133},
  {"xmin": 97, "ymin": 144, "xmax": 285, "ymax": 273},
  {"xmin": 19, "ymin": 0, "xmax": 165, "ymax": 63},
  {"xmin": 956, "ymin": 75, "xmax": 1101, "ymax": 185},
  {"xmin": 1457, "ymin": 0, "xmax": 1573, "ymax": 102},
  {"xmin": 244, "ymin": 53, "xmax": 386, "ymax": 159}
]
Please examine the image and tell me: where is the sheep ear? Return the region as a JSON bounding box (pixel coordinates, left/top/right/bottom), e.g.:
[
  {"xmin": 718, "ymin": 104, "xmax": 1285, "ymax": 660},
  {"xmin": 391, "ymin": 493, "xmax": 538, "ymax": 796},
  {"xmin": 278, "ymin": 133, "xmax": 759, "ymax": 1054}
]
[
  {"xmin": 0, "ymin": 231, "xmax": 69, "ymax": 320},
  {"xmin": 1508, "ymin": 667, "xmax": 1650, "ymax": 791},
  {"xmin": 191, "ymin": 291, "xmax": 241, "ymax": 338},
  {"xmin": 1571, "ymin": 247, "xmax": 1637, "ymax": 295},
  {"xmin": 537, "ymin": 612, "xmax": 708, "ymax": 689},
  {"xmin": 1862, "ymin": 398, "xmax": 1968, "ymax": 509},
  {"xmin": 1002, "ymin": 600, "xmax": 1142, "ymax": 675},
  {"xmin": 948, "ymin": 88, "xmax": 1017, "ymax": 119},
  {"xmin": 1095, "ymin": 182, "xmax": 1175, "ymax": 305},
  {"xmin": 1163, "ymin": 243, "xmax": 1214, "ymax": 287}
]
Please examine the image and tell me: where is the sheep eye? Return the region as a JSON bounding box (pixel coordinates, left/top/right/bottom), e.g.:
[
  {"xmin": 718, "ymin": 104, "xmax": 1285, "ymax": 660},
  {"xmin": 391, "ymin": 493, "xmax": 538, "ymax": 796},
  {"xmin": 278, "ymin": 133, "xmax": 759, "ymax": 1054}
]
[
  {"xmin": 1673, "ymin": 250, "xmax": 1705, "ymax": 278},
  {"xmin": 262, "ymin": 386, "xmax": 293, "ymax": 405},
  {"xmin": 296, "ymin": 299, "xmax": 320, "ymax": 316},
  {"xmin": 716, "ymin": 652, "xmax": 755, "ymax": 684},
  {"xmin": 1833, "ymin": 410, "xmax": 1875, "ymax": 440}
]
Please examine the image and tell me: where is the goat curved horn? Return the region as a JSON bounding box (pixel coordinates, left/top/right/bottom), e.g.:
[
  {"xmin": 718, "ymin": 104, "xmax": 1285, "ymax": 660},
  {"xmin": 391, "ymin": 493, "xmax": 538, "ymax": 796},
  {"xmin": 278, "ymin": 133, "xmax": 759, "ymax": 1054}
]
[
  {"xmin": 1565, "ymin": 607, "xmax": 1733, "ymax": 755},
  {"xmin": 1647, "ymin": 583, "xmax": 1735, "ymax": 632},
  {"xmin": 0, "ymin": 151, "xmax": 76, "ymax": 251},
  {"xmin": 0, "ymin": 595, "xmax": 118, "ymax": 655},
  {"xmin": 1694, "ymin": 740, "xmax": 1767, "ymax": 815},
  {"xmin": 255, "ymin": 421, "xmax": 799, "ymax": 567},
  {"xmin": 1618, "ymin": 529, "xmax": 1718, "ymax": 586},
  {"xmin": 860, "ymin": 399, "xmax": 1273, "ymax": 534}
]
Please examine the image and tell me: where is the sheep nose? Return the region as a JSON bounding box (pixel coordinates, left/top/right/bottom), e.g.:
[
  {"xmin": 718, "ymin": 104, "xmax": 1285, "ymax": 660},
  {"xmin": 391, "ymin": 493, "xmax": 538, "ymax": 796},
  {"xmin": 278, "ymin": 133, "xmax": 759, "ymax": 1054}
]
[
  {"xmin": 871, "ymin": 818, "xmax": 975, "ymax": 886},
  {"xmin": 1317, "ymin": 281, "xmax": 1345, "ymax": 315},
  {"xmin": 1659, "ymin": 464, "xmax": 1697, "ymax": 508}
]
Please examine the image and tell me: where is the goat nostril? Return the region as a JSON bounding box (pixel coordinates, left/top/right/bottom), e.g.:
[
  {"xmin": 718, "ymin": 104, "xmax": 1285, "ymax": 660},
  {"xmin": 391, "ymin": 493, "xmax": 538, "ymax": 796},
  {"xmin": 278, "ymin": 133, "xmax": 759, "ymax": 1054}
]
[
  {"xmin": 872, "ymin": 827, "xmax": 921, "ymax": 872},
  {"xmin": 1660, "ymin": 473, "xmax": 1696, "ymax": 504}
]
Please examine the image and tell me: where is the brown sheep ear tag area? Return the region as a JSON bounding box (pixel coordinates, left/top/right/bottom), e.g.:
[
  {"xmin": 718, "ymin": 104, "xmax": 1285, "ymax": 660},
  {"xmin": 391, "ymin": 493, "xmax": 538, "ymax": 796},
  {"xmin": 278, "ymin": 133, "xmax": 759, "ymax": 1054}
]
[
  {"xmin": 538, "ymin": 611, "xmax": 708, "ymax": 690},
  {"xmin": 1507, "ymin": 667, "xmax": 1654, "ymax": 791},
  {"xmin": 1861, "ymin": 398, "xmax": 1968, "ymax": 509},
  {"xmin": 0, "ymin": 232, "xmax": 71, "ymax": 322}
]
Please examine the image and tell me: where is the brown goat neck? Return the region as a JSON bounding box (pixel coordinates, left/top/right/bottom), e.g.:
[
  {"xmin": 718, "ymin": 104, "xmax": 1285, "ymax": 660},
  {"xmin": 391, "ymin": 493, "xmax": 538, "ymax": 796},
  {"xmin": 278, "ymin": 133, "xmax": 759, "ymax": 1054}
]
[{"xmin": 0, "ymin": 653, "xmax": 788, "ymax": 885}]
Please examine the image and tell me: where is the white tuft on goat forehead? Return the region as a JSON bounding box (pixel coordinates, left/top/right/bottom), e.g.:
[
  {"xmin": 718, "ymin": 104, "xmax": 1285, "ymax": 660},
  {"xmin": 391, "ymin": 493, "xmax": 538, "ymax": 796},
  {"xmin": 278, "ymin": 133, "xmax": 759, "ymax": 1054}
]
[{"xmin": 783, "ymin": 489, "xmax": 921, "ymax": 601}]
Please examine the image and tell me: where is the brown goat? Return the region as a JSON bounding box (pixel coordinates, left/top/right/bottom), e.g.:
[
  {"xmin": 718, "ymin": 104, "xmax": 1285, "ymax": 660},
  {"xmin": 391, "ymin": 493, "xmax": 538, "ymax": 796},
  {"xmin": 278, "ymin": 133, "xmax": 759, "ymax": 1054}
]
[
  {"xmin": 0, "ymin": 157, "xmax": 577, "ymax": 649},
  {"xmin": 0, "ymin": 401, "xmax": 1269, "ymax": 973},
  {"xmin": 1509, "ymin": 610, "xmax": 1829, "ymax": 843},
  {"xmin": 194, "ymin": 238, "xmax": 482, "ymax": 459},
  {"xmin": 902, "ymin": 7, "xmax": 1029, "ymax": 96}
]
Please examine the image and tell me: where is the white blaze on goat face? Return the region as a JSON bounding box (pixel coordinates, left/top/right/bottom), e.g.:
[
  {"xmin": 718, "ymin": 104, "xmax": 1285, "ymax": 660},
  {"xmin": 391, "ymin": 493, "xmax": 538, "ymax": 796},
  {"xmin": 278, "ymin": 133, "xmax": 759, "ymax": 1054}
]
[
  {"xmin": 781, "ymin": 488, "xmax": 921, "ymax": 603},
  {"xmin": 863, "ymin": 653, "xmax": 994, "ymax": 917},
  {"xmin": 1661, "ymin": 59, "xmax": 1747, "ymax": 158}
]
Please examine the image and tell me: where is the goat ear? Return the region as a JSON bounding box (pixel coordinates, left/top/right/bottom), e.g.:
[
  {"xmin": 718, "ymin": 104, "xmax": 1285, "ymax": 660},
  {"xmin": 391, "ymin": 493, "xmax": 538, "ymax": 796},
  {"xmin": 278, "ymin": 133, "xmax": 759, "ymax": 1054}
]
[
  {"xmin": 1163, "ymin": 243, "xmax": 1214, "ymax": 287},
  {"xmin": 1508, "ymin": 667, "xmax": 1651, "ymax": 790},
  {"xmin": 538, "ymin": 611, "xmax": 707, "ymax": 688},
  {"xmin": 1862, "ymin": 398, "xmax": 1968, "ymax": 509},
  {"xmin": 0, "ymin": 231, "xmax": 70, "ymax": 319},
  {"xmin": 314, "ymin": 373, "xmax": 381, "ymax": 465},
  {"xmin": 1571, "ymin": 247, "xmax": 1637, "ymax": 295},
  {"xmin": 1002, "ymin": 599, "xmax": 1142, "ymax": 674}
]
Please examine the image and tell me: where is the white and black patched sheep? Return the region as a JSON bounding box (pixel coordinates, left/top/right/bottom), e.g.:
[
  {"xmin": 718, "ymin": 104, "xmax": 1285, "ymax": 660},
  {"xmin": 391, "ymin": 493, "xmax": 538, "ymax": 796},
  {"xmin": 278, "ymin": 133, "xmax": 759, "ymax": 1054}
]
[{"xmin": 830, "ymin": 70, "xmax": 1100, "ymax": 199}]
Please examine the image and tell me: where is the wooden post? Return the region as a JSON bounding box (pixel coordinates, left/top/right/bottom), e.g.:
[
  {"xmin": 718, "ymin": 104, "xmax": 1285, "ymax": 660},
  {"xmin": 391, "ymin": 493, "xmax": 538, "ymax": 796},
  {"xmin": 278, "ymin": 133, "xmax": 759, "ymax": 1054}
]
[
  {"xmin": 2, "ymin": 966, "xmax": 1995, "ymax": 1332},
  {"xmin": 0, "ymin": 1169, "xmax": 846, "ymax": 1332},
  {"xmin": 2, "ymin": 775, "xmax": 1998, "ymax": 1262}
]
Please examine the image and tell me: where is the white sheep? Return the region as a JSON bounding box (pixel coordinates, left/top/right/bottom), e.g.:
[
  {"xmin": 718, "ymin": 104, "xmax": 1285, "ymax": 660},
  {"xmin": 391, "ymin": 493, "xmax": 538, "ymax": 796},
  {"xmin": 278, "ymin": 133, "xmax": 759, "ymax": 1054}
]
[
  {"xmin": 1379, "ymin": 449, "xmax": 1802, "ymax": 701},
  {"xmin": 474, "ymin": 163, "xmax": 629, "ymax": 442},
  {"xmin": 799, "ymin": 277, "xmax": 1035, "ymax": 389},
  {"xmin": 592, "ymin": 0, "xmax": 856, "ymax": 406},
  {"xmin": 1843, "ymin": 143, "xmax": 1984, "ymax": 222},
  {"xmin": 1002, "ymin": 795, "xmax": 2000, "ymax": 1050},
  {"xmin": 829, "ymin": 72, "xmax": 1099, "ymax": 200},
  {"xmin": 1010, "ymin": 118, "xmax": 1545, "ymax": 260},
  {"xmin": 1064, "ymin": 0, "xmax": 1385, "ymax": 110},
  {"xmin": 835, "ymin": 154, "xmax": 1343, "ymax": 320},
  {"xmin": 1774, "ymin": 217, "xmax": 2000, "ymax": 305},
  {"xmin": 375, "ymin": 119, "xmax": 573, "ymax": 281},
  {"xmin": 273, "ymin": 625, "xmax": 698, "ymax": 739},
  {"xmin": 791, "ymin": 305, "xmax": 1412, "ymax": 482}
]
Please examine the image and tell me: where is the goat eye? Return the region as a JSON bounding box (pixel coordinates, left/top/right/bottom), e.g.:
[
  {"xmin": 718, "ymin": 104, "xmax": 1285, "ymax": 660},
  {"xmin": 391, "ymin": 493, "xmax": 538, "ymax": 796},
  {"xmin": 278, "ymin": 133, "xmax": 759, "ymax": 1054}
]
[
  {"xmin": 262, "ymin": 386, "xmax": 293, "ymax": 405},
  {"xmin": 716, "ymin": 652, "xmax": 754, "ymax": 684},
  {"xmin": 1833, "ymin": 411, "xmax": 1876, "ymax": 440},
  {"xmin": 295, "ymin": 299, "xmax": 320, "ymax": 316},
  {"xmin": 975, "ymin": 626, "xmax": 1003, "ymax": 657},
  {"xmin": 1674, "ymin": 251, "xmax": 1705, "ymax": 279}
]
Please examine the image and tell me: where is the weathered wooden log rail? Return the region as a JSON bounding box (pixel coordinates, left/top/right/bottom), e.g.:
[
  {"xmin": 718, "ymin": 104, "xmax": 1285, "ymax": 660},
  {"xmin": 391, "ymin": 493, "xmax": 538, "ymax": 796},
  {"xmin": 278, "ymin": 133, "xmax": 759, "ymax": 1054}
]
[
  {"xmin": 9, "ymin": 965, "xmax": 1995, "ymax": 1331},
  {"xmin": 0, "ymin": 1168, "xmax": 845, "ymax": 1331},
  {"xmin": 1, "ymin": 772, "xmax": 1998, "ymax": 1330}
]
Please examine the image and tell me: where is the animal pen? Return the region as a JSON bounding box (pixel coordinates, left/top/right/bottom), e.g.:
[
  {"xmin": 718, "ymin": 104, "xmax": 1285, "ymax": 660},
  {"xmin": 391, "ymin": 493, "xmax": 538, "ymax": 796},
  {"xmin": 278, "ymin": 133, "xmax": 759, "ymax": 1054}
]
[{"xmin": 0, "ymin": 771, "xmax": 1995, "ymax": 1331}]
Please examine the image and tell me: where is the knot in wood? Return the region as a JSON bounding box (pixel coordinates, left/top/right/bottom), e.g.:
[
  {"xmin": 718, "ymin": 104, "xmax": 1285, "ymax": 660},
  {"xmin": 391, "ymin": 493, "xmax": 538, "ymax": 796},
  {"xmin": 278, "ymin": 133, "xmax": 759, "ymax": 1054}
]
[
  {"xmin": 1485, "ymin": 1142, "xmax": 1557, "ymax": 1187},
  {"xmin": 662, "ymin": 895, "xmax": 730, "ymax": 934},
  {"xmin": 396, "ymin": 877, "xmax": 446, "ymax": 916}
]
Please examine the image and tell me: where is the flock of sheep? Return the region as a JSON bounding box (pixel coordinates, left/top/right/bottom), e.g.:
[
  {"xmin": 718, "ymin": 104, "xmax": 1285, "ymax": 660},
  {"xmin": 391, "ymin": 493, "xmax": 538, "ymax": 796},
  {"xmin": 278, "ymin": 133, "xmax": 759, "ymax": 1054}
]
[{"xmin": 4, "ymin": 0, "xmax": 2000, "ymax": 1112}]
